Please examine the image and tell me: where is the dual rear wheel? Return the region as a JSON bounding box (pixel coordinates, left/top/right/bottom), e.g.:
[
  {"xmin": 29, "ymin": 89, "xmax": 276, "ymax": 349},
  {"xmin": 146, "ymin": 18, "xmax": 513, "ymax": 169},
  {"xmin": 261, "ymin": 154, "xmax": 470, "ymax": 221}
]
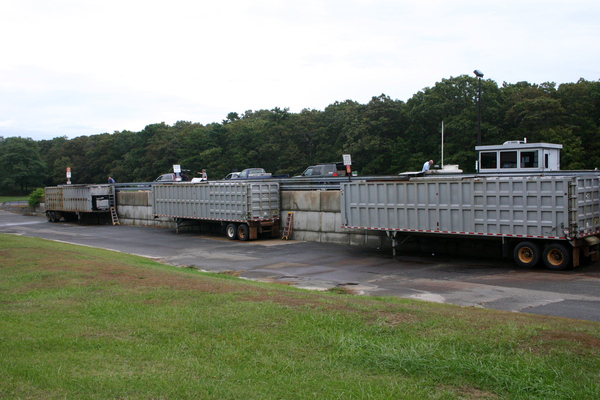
[
  {"xmin": 46, "ymin": 211, "xmax": 60, "ymax": 222},
  {"xmin": 513, "ymin": 241, "xmax": 571, "ymax": 271},
  {"xmin": 226, "ymin": 223, "xmax": 250, "ymax": 241}
]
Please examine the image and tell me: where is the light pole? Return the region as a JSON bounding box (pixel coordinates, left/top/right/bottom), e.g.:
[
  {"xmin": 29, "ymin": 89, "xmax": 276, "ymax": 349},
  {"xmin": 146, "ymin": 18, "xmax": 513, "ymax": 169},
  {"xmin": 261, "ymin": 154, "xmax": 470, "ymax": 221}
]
[{"xmin": 473, "ymin": 70, "xmax": 484, "ymax": 146}]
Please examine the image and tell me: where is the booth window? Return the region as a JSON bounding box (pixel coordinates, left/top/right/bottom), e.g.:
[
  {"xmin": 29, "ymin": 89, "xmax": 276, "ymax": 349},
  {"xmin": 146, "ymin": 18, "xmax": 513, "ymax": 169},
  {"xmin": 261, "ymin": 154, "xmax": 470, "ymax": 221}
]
[
  {"xmin": 500, "ymin": 151, "xmax": 517, "ymax": 168},
  {"xmin": 480, "ymin": 152, "xmax": 497, "ymax": 169},
  {"xmin": 520, "ymin": 150, "xmax": 538, "ymax": 168}
]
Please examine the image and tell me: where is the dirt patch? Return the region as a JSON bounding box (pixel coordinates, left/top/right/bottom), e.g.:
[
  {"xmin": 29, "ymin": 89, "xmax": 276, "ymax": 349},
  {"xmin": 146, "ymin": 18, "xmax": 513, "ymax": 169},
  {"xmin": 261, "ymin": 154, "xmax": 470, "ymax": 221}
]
[
  {"xmin": 527, "ymin": 330, "xmax": 600, "ymax": 354},
  {"xmin": 0, "ymin": 249, "xmax": 17, "ymax": 264},
  {"xmin": 219, "ymin": 270, "xmax": 245, "ymax": 277},
  {"xmin": 238, "ymin": 292, "xmax": 348, "ymax": 310},
  {"xmin": 439, "ymin": 385, "xmax": 501, "ymax": 399},
  {"xmin": 370, "ymin": 309, "xmax": 419, "ymax": 326}
]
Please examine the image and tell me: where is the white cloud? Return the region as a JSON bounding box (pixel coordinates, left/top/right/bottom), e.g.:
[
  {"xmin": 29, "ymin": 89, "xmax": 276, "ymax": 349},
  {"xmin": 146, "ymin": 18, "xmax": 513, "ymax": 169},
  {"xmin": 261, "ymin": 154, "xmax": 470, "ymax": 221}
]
[{"xmin": 0, "ymin": 0, "xmax": 598, "ymax": 140}]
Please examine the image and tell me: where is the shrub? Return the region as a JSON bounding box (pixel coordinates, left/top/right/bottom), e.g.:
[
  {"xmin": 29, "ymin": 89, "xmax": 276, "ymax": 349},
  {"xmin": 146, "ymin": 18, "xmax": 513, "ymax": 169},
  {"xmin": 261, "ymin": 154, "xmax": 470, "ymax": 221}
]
[{"xmin": 28, "ymin": 188, "xmax": 45, "ymax": 207}]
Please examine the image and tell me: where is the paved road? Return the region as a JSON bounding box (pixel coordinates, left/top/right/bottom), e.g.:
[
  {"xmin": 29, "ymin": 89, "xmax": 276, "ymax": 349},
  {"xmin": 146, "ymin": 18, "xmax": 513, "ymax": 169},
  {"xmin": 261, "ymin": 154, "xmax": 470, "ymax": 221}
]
[{"xmin": 2, "ymin": 209, "xmax": 600, "ymax": 322}]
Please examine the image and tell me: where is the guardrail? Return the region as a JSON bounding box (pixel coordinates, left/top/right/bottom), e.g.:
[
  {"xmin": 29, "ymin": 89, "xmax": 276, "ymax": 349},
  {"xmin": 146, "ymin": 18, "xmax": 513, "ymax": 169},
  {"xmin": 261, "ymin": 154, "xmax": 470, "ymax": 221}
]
[
  {"xmin": 52, "ymin": 169, "xmax": 600, "ymax": 195},
  {"xmin": 110, "ymin": 176, "xmax": 415, "ymax": 193},
  {"xmin": 111, "ymin": 177, "xmax": 354, "ymax": 192}
]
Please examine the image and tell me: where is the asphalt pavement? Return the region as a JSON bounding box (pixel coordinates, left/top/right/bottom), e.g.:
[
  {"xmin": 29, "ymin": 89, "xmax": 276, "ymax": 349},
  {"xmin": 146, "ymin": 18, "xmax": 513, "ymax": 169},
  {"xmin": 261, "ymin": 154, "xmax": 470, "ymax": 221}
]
[{"xmin": 2, "ymin": 209, "xmax": 600, "ymax": 322}]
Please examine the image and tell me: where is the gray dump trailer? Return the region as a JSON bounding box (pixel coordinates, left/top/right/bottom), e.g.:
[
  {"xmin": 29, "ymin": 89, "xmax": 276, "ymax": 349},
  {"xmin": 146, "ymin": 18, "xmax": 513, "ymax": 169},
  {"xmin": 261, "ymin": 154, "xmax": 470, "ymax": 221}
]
[
  {"xmin": 44, "ymin": 184, "xmax": 115, "ymax": 223},
  {"xmin": 341, "ymin": 173, "xmax": 600, "ymax": 270},
  {"xmin": 152, "ymin": 181, "xmax": 280, "ymax": 240}
]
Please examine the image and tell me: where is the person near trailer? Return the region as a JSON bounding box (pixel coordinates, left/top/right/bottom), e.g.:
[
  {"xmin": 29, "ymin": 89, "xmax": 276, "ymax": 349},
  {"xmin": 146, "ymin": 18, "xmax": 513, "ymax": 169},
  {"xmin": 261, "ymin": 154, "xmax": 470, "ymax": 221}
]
[
  {"xmin": 108, "ymin": 176, "xmax": 115, "ymax": 183},
  {"xmin": 421, "ymin": 160, "xmax": 434, "ymax": 173}
]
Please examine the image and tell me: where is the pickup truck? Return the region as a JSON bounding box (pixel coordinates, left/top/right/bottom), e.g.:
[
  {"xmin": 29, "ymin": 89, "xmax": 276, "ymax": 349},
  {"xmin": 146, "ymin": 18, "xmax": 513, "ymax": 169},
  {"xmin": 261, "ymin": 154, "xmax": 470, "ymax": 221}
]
[{"xmin": 230, "ymin": 168, "xmax": 272, "ymax": 179}]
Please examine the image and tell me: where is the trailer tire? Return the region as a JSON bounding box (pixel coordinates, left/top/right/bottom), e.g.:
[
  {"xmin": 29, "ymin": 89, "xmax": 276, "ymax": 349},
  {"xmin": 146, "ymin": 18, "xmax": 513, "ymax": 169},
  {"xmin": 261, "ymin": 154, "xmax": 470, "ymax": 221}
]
[
  {"xmin": 237, "ymin": 223, "xmax": 249, "ymax": 241},
  {"xmin": 513, "ymin": 241, "xmax": 540, "ymax": 268},
  {"xmin": 542, "ymin": 243, "xmax": 571, "ymax": 271},
  {"xmin": 226, "ymin": 223, "xmax": 238, "ymax": 240},
  {"xmin": 47, "ymin": 211, "xmax": 59, "ymax": 222}
]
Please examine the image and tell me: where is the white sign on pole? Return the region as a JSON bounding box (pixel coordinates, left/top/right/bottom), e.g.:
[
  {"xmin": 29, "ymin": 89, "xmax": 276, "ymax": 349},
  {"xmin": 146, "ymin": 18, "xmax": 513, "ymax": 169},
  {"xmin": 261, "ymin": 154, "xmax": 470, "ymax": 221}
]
[
  {"xmin": 173, "ymin": 164, "xmax": 181, "ymax": 173},
  {"xmin": 342, "ymin": 154, "xmax": 352, "ymax": 166}
]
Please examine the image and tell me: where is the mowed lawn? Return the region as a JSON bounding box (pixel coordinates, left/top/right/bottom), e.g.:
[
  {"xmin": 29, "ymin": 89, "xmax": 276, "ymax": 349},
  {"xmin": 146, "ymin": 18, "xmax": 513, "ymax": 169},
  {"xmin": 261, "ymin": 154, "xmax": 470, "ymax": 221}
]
[
  {"xmin": 1, "ymin": 234, "xmax": 599, "ymax": 400},
  {"xmin": 0, "ymin": 196, "xmax": 28, "ymax": 203}
]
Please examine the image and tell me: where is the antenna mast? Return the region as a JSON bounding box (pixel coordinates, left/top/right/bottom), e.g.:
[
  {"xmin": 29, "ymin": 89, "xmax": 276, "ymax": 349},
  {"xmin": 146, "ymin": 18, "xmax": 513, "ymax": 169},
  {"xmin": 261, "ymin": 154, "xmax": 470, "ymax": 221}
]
[{"xmin": 441, "ymin": 121, "xmax": 444, "ymax": 167}]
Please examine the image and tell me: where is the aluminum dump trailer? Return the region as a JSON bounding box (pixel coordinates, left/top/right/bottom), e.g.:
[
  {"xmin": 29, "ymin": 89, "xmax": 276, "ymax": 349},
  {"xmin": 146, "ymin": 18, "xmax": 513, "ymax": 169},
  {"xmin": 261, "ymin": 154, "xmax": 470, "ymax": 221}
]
[
  {"xmin": 341, "ymin": 174, "xmax": 600, "ymax": 270},
  {"xmin": 44, "ymin": 184, "xmax": 115, "ymax": 223},
  {"xmin": 152, "ymin": 182, "xmax": 280, "ymax": 240}
]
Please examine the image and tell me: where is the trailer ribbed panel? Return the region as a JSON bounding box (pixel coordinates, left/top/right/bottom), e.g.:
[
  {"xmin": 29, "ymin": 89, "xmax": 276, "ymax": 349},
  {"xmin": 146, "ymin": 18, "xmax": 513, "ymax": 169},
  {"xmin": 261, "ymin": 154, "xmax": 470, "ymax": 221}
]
[
  {"xmin": 577, "ymin": 176, "xmax": 600, "ymax": 236},
  {"xmin": 152, "ymin": 182, "xmax": 279, "ymax": 222},
  {"xmin": 44, "ymin": 187, "xmax": 64, "ymax": 211},
  {"xmin": 341, "ymin": 175, "xmax": 600, "ymax": 240},
  {"xmin": 44, "ymin": 185, "xmax": 112, "ymax": 212}
]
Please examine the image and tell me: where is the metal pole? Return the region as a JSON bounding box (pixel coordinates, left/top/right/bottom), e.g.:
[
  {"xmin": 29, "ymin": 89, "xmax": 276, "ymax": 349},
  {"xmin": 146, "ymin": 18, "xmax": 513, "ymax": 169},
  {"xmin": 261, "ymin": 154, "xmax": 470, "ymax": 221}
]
[
  {"xmin": 473, "ymin": 70, "xmax": 484, "ymax": 146},
  {"xmin": 477, "ymin": 77, "xmax": 482, "ymax": 146},
  {"xmin": 441, "ymin": 120, "xmax": 444, "ymax": 167}
]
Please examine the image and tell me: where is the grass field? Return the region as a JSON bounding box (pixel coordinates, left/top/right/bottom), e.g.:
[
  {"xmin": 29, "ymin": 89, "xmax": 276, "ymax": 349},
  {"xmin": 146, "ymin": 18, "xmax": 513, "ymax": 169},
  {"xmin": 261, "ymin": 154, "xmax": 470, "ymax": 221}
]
[
  {"xmin": 0, "ymin": 196, "xmax": 28, "ymax": 203},
  {"xmin": 1, "ymin": 233, "xmax": 599, "ymax": 399}
]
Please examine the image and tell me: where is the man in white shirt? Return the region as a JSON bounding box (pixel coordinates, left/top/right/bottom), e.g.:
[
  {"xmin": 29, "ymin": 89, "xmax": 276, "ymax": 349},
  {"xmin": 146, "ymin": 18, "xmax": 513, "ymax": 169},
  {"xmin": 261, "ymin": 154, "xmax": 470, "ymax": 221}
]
[{"xmin": 422, "ymin": 160, "xmax": 434, "ymax": 173}]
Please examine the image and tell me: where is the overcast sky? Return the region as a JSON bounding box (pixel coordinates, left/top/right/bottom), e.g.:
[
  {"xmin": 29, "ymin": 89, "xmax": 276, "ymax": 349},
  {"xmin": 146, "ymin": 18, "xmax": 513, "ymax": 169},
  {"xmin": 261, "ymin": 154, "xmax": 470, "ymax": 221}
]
[{"xmin": 1, "ymin": 0, "xmax": 598, "ymax": 141}]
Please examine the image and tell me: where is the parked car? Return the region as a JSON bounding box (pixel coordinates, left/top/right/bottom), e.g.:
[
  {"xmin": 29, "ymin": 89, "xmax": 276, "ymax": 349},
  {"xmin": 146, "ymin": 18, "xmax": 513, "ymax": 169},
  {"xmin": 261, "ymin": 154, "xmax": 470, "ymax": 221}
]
[
  {"xmin": 295, "ymin": 166, "xmax": 314, "ymax": 177},
  {"xmin": 230, "ymin": 168, "xmax": 272, "ymax": 179},
  {"xmin": 223, "ymin": 172, "xmax": 241, "ymax": 180},
  {"xmin": 154, "ymin": 173, "xmax": 179, "ymax": 182},
  {"xmin": 295, "ymin": 163, "xmax": 346, "ymax": 177}
]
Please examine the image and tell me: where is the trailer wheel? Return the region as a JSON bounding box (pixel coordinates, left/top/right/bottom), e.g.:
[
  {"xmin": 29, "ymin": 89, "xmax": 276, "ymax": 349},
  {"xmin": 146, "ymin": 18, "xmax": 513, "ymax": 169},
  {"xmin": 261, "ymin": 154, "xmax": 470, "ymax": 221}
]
[
  {"xmin": 542, "ymin": 243, "xmax": 571, "ymax": 271},
  {"xmin": 513, "ymin": 241, "xmax": 540, "ymax": 268},
  {"xmin": 226, "ymin": 223, "xmax": 238, "ymax": 240},
  {"xmin": 46, "ymin": 211, "xmax": 53, "ymax": 222},
  {"xmin": 237, "ymin": 224, "xmax": 249, "ymax": 241}
]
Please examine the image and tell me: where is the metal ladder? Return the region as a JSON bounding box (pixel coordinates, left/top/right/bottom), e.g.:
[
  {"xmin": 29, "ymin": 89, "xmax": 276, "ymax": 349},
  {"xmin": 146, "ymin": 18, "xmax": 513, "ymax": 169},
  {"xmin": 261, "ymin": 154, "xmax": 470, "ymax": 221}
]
[
  {"xmin": 108, "ymin": 188, "xmax": 120, "ymax": 225},
  {"xmin": 282, "ymin": 212, "xmax": 293, "ymax": 240},
  {"xmin": 110, "ymin": 207, "xmax": 120, "ymax": 225}
]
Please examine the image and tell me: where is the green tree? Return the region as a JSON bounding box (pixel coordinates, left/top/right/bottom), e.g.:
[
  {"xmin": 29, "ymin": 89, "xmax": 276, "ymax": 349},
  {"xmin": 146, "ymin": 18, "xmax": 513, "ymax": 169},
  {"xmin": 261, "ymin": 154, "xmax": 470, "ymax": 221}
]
[
  {"xmin": 8, "ymin": 77, "xmax": 598, "ymax": 186},
  {"xmin": 0, "ymin": 136, "xmax": 47, "ymax": 192},
  {"xmin": 555, "ymin": 79, "xmax": 600, "ymax": 168},
  {"xmin": 405, "ymin": 75, "xmax": 502, "ymax": 172}
]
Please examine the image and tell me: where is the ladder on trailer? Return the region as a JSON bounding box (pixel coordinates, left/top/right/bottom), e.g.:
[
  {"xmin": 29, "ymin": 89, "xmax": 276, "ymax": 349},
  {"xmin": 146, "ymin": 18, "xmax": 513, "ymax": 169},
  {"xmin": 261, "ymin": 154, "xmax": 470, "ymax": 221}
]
[
  {"xmin": 108, "ymin": 188, "xmax": 120, "ymax": 225},
  {"xmin": 110, "ymin": 207, "xmax": 120, "ymax": 225},
  {"xmin": 282, "ymin": 212, "xmax": 293, "ymax": 240}
]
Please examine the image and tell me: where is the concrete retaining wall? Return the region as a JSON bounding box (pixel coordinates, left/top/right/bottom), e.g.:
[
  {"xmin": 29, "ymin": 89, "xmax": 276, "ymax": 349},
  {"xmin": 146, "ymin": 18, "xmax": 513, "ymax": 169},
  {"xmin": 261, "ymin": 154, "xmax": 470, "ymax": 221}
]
[
  {"xmin": 280, "ymin": 191, "xmax": 387, "ymax": 247},
  {"xmin": 113, "ymin": 190, "xmax": 388, "ymax": 247},
  {"xmin": 117, "ymin": 191, "xmax": 175, "ymax": 228}
]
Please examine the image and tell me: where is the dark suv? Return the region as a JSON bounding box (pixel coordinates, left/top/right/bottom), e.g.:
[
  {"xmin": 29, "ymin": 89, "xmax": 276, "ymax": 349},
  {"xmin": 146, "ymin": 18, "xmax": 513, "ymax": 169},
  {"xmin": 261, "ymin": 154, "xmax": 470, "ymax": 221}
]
[{"xmin": 296, "ymin": 163, "xmax": 346, "ymax": 177}]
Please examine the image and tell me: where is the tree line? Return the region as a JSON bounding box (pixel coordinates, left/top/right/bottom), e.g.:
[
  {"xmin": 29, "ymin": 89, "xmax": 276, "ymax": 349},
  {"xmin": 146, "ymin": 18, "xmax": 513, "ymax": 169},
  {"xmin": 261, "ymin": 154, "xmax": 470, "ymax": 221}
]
[{"xmin": 1, "ymin": 75, "xmax": 599, "ymax": 193}]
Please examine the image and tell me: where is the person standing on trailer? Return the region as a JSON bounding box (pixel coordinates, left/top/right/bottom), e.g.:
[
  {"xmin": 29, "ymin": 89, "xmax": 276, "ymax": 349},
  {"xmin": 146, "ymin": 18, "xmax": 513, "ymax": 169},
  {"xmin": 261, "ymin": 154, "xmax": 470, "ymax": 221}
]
[{"xmin": 422, "ymin": 160, "xmax": 434, "ymax": 173}]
